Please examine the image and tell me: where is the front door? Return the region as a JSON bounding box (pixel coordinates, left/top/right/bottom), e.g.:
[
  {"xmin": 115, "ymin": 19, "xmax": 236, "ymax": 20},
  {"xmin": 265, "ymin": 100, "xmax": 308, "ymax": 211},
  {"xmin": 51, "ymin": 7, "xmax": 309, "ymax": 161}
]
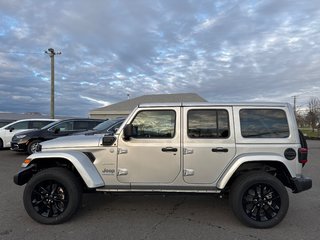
[
  {"xmin": 183, "ymin": 107, "xmax": 236, "ymax": 184},
  {"xmin": 117, "ymin": 108, "xmax": 181, "ymax": 184}
]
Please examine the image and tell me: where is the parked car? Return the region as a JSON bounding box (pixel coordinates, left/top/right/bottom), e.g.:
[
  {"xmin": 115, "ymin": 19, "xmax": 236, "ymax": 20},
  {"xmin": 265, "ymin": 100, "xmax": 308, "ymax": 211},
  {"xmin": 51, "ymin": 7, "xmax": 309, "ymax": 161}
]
[
  {"xmin": 0, "ymin": 119, "xmax": 56, "ymax": 149},
  {"xmin": 73, "ymin": 118, "xmax": 125, "ymax": 135},
  {"xmin": 30, "ymin": 118, "xmax": 125, "ymax": 153},
  {"xmin": 11, "ymin": 118, "xmax": 103, "ymax": 154},
  {"xmin": 0, "ymin": 119, "xmax": 15, "ymax": 128},
  {"xmin": 14, "ymin": 102, "xmax": 311, "ymax": 227}
]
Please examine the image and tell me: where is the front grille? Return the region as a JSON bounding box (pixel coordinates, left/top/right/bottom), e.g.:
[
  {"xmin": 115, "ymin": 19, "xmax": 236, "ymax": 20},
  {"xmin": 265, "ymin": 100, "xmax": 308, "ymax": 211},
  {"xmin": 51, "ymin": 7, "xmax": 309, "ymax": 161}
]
[{"xmin": 11, "ymin": 143, "xmax": 19, "ymax": 150}]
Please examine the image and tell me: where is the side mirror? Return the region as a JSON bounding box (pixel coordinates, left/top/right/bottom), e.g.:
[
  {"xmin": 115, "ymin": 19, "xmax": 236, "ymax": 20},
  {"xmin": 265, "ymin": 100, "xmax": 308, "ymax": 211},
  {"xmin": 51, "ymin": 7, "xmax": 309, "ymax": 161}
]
[
  {"xmin": 54, "ymin": 128, "xmax": 60, "ymax": 134},
  {"xmin": 123, "ymin": 124, "xmax": 134, "ymax": 140},
  {"xmin": 102, "ymin": 136, "xmax": 116, "ymax": 146},
  {"xmin": 9, "ymin": 127, "xmax": 14, "ymax": 132}
]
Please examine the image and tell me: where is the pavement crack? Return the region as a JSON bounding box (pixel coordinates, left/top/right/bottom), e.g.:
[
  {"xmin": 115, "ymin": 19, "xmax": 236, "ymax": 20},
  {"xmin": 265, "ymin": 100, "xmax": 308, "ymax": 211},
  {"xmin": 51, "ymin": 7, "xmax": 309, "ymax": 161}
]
[
  {"xmin": 0, "ymin": 229, "xmax": 13, "ymax": 236},
  {"xmin": 172, "ymin": 215, "xmax": 262, "ymax": 240},
  {"xmin": 141, "ymin": 197, "xmax": 186, "ymax": 240}
]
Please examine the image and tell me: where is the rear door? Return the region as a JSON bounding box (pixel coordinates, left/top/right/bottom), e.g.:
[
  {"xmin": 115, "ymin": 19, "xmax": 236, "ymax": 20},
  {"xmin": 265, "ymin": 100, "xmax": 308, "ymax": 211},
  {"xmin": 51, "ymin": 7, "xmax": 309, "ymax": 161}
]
[{"xmin": 183, "ymin": 107, "xmax": 236, "ymax": 184}]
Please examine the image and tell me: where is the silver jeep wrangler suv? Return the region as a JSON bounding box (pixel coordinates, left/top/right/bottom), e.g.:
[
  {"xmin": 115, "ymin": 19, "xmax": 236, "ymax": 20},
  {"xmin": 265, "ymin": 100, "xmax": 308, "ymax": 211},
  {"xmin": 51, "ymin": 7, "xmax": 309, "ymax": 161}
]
[{"xmin": 14, "ymin": 102, "xmax": 312, "ymax": 228}]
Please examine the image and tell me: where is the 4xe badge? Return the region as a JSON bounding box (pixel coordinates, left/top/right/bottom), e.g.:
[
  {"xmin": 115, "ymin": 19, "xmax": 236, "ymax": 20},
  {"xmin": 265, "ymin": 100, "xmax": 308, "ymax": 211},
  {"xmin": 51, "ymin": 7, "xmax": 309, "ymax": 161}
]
[{"xmin": 102, "ymin": 168, "xmax": 115, "ymax": 175}]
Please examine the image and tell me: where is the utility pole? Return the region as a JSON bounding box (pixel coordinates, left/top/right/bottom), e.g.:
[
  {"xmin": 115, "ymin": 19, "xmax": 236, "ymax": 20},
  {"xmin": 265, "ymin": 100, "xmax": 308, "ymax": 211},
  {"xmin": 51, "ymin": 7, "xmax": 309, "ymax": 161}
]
[{"xmin": 45, "ymin": 48, "xmax": 61, "ymax": 119}]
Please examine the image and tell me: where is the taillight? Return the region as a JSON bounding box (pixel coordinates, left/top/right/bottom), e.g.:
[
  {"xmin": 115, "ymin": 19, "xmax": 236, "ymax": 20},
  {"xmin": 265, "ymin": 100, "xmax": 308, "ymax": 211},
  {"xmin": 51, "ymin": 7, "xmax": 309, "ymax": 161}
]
[{"xmin": 298, "ymin": 148, "xmax": 308, "ymax": 164}]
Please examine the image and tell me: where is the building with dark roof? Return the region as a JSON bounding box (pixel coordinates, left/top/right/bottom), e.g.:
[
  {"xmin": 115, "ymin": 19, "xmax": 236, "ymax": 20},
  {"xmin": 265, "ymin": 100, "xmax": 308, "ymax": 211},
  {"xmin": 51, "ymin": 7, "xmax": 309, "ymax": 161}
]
[{"xmin": 89, "ymin": 93, "xmax": 207, "ymax": 119}]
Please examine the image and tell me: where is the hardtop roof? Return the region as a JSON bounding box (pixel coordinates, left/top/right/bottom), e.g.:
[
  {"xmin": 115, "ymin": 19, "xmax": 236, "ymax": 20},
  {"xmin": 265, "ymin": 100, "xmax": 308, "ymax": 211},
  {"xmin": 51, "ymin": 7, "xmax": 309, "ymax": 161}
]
[{"xmin": 139, "ymin": 102, "xmax": 290, "ymax": 108}]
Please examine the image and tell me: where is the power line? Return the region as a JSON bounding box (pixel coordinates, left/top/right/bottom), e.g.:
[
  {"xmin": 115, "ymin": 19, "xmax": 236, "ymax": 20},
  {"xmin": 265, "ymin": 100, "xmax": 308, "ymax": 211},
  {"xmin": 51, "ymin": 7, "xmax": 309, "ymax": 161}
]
[{"xmin": 0, "ymin": 50, "xmax": 43, "ymax": 54}]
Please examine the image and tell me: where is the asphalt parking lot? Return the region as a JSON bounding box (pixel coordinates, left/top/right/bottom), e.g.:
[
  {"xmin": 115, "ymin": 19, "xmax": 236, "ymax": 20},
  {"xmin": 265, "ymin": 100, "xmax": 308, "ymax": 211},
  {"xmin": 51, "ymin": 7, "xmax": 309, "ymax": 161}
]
[{"xmin": 0, "ymin": 141, "xmax": 319, "ymax": 240}]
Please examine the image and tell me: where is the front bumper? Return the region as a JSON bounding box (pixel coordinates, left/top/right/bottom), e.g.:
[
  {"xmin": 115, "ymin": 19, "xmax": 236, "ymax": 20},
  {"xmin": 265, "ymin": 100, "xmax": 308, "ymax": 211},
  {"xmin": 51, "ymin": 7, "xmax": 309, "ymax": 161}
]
[
  {"xmin": 10, "ymin": 141, "xmax": 28, "ymax": 152},
  {"xmin": 13, "ymin": 164, "xmax": 35, "ymax": 185},
  {"xmin": 292, "ymin": 175, "xmax": 312, "ymax": 193}
]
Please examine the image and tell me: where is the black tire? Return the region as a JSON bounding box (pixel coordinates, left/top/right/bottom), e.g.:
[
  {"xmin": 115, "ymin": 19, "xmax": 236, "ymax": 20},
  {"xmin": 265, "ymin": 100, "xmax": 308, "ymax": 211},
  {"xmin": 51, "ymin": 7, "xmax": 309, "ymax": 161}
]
[
  {"xmin": 229, "ymin": 172, "xmax": 289, "ymax": 228},
  {"xmin": 23, "ymin": 167, "xmax": 82, "ymax": 224},
  {"xmin": 27, "ymin": 140, "xmax": 41, "ymax": 154},
  {"xmin": 0, "ymin": 138, "xmax": 3, "ymax": 149}
]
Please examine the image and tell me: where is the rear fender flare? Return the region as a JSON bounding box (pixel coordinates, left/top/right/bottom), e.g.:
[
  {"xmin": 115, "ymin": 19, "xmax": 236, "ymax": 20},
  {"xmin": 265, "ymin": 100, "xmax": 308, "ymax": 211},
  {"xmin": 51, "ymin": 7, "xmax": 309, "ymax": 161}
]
[{"xmin": 217, "ymin": 154, "xmax": 294, "ymax": 189}]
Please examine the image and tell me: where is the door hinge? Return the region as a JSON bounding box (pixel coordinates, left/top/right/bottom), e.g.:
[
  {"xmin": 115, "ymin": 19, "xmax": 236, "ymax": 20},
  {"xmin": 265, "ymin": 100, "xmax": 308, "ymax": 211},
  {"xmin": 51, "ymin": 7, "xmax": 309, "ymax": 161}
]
[
  {"xmin": 118, "ymin": 168, "xmax": 128, "ymax": 176},
  {"xmin": 183, "ymin": 148, "xmax": 194, "ymax": 155},
  {"xmin": 118, "ymin": 148, "xmax": 128, "ymax": 154},
  {"xmin": 184, "ymin": 169, "xmax": 195, "ymax": 176}
]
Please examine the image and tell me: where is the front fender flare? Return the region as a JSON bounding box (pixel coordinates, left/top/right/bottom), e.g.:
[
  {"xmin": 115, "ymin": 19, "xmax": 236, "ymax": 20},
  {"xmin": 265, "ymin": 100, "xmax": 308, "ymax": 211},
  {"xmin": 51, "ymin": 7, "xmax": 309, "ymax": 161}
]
[{"xmin": 22, "ymin": 151, "xmax": 105, "ymax": 188}]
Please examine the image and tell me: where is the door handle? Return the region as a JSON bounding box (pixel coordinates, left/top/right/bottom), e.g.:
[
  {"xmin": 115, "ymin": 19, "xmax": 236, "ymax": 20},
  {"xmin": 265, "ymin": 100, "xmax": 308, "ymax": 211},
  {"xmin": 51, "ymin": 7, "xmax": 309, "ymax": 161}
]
[
  {"xmin": 212, "ymin": 147, "xmax": 228, "ymax": 153},
  {"xmin": 162, "ymin": 147, "xmax": 178, "ymax": 152}
]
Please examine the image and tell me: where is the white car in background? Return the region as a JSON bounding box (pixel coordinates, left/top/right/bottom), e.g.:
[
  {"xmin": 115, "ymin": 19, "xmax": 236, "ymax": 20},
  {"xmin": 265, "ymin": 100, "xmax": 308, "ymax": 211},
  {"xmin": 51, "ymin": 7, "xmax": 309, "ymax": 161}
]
[{"xmin": 0, "ymin": 119, "xmax": 57, "ymax": 149}]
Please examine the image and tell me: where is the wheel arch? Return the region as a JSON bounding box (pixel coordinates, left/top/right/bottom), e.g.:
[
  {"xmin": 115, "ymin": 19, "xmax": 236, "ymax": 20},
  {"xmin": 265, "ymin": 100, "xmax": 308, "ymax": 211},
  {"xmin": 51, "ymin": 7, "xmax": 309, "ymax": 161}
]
[
  {"xmin": 17, "ymin": 151, "xmax": 105, "ymax": 189},
  {"xmin": 217, "ymin": 154, "xmax": 295, "ymax": 190}
]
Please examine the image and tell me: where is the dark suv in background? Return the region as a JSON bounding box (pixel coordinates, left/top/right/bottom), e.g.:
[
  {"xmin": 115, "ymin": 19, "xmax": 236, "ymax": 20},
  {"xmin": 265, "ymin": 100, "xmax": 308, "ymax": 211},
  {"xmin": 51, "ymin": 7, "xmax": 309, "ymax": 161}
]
[
  {"xmin": 73, "ymin": 118, "xmax": 125, "ymax": 135},
  {"xmin": 11, "ymin": 118, "xmax": 103, "ymax": 154}
]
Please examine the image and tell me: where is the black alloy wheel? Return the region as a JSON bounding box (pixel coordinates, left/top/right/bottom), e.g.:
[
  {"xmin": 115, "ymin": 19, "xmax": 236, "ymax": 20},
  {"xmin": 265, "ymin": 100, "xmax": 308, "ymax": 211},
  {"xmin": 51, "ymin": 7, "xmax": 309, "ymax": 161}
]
[
  {"xmin": 230, "ymin": 172, "xmax": 289, "ymax": 228},
  {"xmin": 23, "ymin": 167, "xmax": 82, "ymax": 224},
  {"xmin": 242, "ymin": 183, "xmax": 281, "ymax": 222},
  {"xmin": 30, "ymin": 180, "xmax": 68, "ymax": 218}
]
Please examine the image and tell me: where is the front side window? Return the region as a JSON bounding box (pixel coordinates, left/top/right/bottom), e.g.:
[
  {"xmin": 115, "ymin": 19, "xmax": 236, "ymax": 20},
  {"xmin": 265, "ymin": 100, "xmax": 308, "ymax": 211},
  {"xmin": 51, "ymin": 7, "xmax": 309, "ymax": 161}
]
[
  {"xmin": 188, "ymin": 109, "xmax": 229, "ymax": 138},
  {"xmin": 54, "ymin": 121, "xmax": 74, "ymax": 131},
  {"xmin": 131, "ymin": 110, "xmax": 176, "ymax": 138},
  {"xmin": 240, "ymin": 109, "xmax": 289, "ymax": 138}
]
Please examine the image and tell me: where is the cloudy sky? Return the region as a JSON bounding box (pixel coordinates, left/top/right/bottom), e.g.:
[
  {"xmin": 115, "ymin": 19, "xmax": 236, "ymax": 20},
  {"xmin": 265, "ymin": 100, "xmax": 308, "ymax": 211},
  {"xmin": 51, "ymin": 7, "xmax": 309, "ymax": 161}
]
[{"xmin": 0, "ymin": 0, "xmax": 320, "ymax": 117}]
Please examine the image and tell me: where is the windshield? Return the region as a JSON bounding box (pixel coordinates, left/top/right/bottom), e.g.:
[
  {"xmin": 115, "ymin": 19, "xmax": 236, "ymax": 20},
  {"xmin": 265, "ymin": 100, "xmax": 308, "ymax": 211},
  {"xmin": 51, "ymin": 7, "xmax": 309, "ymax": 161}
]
[
  {"xmin": 41, "ymin": 121, "xmax": 58, "ymax": 129},
  {"xmin": 93, "ymin": 119, "xmax": 121, "ymax": 131}
]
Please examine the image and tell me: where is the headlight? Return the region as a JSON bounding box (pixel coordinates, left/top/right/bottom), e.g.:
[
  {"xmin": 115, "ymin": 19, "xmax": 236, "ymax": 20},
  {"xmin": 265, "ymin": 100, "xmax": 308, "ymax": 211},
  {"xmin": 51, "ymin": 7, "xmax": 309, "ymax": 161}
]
[{"xmin": 16, "ymin": 135, "xmax": 26, "ymax": 139}]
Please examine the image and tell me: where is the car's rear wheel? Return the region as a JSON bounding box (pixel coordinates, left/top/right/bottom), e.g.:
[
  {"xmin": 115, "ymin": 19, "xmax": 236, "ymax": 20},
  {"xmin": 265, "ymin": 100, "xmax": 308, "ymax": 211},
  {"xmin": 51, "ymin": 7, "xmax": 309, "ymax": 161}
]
[
  {"xmin": 229, "ymin": 172, "xmax": 289, "ymax": 228},
  {"xmin": 23, "ymin": 167, "xmax": 82, "ymax": 224},
  {"xmin": 0, "ymin": 138, "xmax": 3, "ymax": 149}
]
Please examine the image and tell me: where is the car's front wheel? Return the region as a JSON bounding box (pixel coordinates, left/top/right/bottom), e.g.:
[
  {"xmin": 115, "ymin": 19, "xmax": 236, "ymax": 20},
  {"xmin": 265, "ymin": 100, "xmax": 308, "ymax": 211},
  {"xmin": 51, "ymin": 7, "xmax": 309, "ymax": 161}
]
[
  {"xmin": 27, "ymin": 140, "xmax": 41, "ymax": 154},
  {"xmin": 229, "ymin": 172, "xmax": 289, "ymax": 228},
  {"xmin": 23, "ymin": 167, "xmax": 82, "ymax": 224}
]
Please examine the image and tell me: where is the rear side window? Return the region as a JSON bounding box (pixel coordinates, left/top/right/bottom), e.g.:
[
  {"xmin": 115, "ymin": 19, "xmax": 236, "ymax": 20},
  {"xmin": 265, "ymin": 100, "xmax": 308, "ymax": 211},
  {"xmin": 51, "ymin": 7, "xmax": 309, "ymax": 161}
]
[
  {"xmin": 240, "ymin": 109, "xmax": 289, "ymax": 138},
  {"xmin": 188, "ymin": 109, "xmax": 229, "ymax": 138}
]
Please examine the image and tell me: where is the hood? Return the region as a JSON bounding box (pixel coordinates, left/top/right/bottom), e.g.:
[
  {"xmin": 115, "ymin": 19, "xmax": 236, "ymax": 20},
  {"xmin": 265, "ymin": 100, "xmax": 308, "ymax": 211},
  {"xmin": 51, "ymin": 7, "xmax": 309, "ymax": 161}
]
[
  {"xmin": 41, "ymin": 134, "xmax": 104, "ymax": 150},
  {"xmin": 14, "ymin": 129, "xmax": 42, "ymax": 137},
  {"xmin": 72, "ymin": 129, "xmax": 99, "ymax": 135}
]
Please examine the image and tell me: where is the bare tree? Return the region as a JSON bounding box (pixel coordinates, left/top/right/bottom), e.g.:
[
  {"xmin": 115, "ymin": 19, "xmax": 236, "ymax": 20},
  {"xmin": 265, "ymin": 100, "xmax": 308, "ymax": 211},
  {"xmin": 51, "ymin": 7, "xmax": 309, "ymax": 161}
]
[
  {"xmin": 296, "ymin": 110, "xmax": 307, "ymax": 128},
  {"xmin": 306, "ymin": 97, "xmax": 320, "ymax": 132}
]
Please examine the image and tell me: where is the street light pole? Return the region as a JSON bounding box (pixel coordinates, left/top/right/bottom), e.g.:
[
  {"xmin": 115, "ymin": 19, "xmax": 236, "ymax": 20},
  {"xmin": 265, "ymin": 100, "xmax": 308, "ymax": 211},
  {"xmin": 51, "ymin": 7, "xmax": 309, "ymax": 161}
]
[{"xmin": 45, "ymin": 48, "xmax": 61, "ymax": 119}]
